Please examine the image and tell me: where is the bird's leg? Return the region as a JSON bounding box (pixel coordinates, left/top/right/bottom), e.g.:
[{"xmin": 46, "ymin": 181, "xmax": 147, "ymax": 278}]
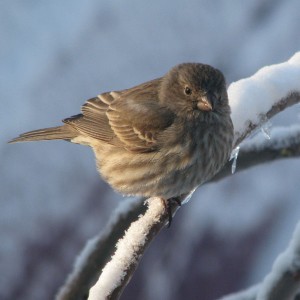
[{"xmin": 161, "ymin": 197, "xmax": 182, "ymax": 227}]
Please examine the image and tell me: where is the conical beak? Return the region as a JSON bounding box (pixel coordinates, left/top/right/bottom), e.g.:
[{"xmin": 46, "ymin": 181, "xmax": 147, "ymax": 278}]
[{"xmin": 197, "ymin": 96, "xmax": 213, "ymax": 112}]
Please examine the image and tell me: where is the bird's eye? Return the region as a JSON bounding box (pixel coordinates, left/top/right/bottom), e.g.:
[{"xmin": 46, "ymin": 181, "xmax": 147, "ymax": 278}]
[{"xmin": 184, "ymin": 86, "xmax": 192, "ymax": 95}]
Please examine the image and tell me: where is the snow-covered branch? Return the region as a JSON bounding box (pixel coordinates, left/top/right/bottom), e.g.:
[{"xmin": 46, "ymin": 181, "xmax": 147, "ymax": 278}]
[
  {"xmin": 56, "ymin": 198, "xmax": 145, "ymax": 300},
  {"xmin": 256, "ymin": 219, "xmax": 300, "ymax": 300},
  {"xmin": 229, "ymin": 53, "xmax": 300, "ymax": 146},
  {"xmin": 220, "ymin": 221, "xmax": 300, "ymax": 300},
  {"xmin": 88, "ymin": 197, "xmax": 167, "ymax": 299},
  {"xmin": 57, "ymin": 52, "xmax": 300, "ymax": 300},
  {"xmin": 214, "ymin": 124, "xmax": 300, "ymax": 181}
]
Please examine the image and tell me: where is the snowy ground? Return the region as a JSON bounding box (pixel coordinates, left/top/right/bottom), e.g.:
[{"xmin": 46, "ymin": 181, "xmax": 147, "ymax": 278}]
[{"xmin": 1, "ymin": 1, "xmax": 300, "ymax": 299}]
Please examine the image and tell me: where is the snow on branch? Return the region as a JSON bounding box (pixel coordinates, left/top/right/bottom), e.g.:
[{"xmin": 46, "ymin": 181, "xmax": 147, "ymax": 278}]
[
  {"xmin": 220, "ymin": 220, "xmax": 300, "ymax": 300},
  {"xmin": 229, "ymin": 52, "xmax": 300, "ymax": 146},
  {"xmin": 56, "ymin": 197, "xmax": 146, "ymax": 300},
  {"xmin": 256, "ymin": 220, "xmax": 300, "ymax": 300},
  {"xmin": 219, "ymin": 284, "xmax": 259, "ymax": 300},
  {"xmin": 56, "ymin": 52, "xmax": 300, "ymax": 300},
  {"xmin": 214, "ymin": 124, "xmax": 300, "ymax": 181},
  {"xmin": 88, "ymin": 197, "xmax": 167, "ymax": 300}
]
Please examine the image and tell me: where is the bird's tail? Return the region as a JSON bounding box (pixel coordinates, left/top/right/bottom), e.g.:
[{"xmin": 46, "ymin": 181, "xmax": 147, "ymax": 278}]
[{"xmin": 8, "ymin": 125, "xmax": 77, "ymax": 143}]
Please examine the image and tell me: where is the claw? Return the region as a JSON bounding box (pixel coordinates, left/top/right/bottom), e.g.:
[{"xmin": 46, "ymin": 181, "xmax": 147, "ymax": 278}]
[{"xmin": 161, "ymin": 197, "xmax": 182, "ymax": 228}]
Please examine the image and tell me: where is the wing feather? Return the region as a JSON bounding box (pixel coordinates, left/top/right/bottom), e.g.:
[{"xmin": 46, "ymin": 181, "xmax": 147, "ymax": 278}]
[
  {"xmin": 64, "ymin": 79, "xmax": 174, "ymax": 152},
  {"xmin": 63, "ymin": 93, "xmax": 117, "ymax": 141}
]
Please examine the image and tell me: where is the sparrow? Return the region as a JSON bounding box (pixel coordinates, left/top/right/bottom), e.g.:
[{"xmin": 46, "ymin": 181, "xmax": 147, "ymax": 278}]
[{"xmin": 10, "ymin": 63, "xmax": 233, "ymax": 220}]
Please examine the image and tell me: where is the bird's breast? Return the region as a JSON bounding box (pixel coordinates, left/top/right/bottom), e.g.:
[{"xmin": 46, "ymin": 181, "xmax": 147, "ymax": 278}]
[{"xmin": 92, "ymin": 116, "xmax": 233, "ymax": 199}]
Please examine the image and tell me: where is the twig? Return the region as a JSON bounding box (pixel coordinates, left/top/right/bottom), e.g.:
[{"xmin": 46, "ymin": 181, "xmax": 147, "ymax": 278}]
[
  {"xmin": 234, "ymin": 92, "xmax": 300, "ymax": 147},
  {"xmin": 220, "ymin": 221, "xmax": 300, "ymax": 300},
  {"xmin": 256, "ymin": 220, "xmax": 300, "ymax": 300},
  {"xmin": 56, "ymin": 198, "xmax": 146, "ymax": 300},
  {"xmin": 214, "ymin": 125, "xmax": 300, "ymax": 181},
  {"xmin": 88, "ymin": 198, "xmax": 167, "ymax": 300},
  {"xmin": 219, "ymin": 284, "xmax": 259, "ymax": 300}
]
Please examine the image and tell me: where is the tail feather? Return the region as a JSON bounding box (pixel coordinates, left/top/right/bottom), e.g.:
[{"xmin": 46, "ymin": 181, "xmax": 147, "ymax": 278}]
[{"xmin": 8, "ymin": 125, "xmax": 77, "ymax": 143}]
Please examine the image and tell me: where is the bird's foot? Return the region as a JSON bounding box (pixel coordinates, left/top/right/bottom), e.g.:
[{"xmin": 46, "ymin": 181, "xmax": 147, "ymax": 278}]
[{"xmin": 161, "ymin": 197, "xmax": 182, "ymax": 228}]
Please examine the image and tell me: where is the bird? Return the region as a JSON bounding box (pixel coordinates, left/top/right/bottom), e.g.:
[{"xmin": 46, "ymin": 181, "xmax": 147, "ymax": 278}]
[{"xmin": 9, "ymin": 63, "xmax": 233, "ymax": 220}]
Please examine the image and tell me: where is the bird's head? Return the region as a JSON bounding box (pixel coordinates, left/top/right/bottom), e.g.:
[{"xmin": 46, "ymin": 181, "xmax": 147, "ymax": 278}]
[{"xmin": 159, "ymin": 63, "xmax": 230, "ymax": 122}]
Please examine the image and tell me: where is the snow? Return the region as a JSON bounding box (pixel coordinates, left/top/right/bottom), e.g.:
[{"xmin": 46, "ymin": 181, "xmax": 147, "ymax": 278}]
[
  {"xmin": 229, "ymin": 52, "xmax": 300, "ymax": 139},
  {"xmin": 220, "ymin": 284, "xmax": 259, "ymax": 300},
  {"xmin": 56, "ymin": 197, "xmax": 140, "ymax": 299},
  {"xmin": 74, "ymin": 197, "xmax": 139, "ymax": 273},
  {"xmin": 257, "ymin": 221, "xmax": 300, "ymax": 299},
  {"xmin": 88, "ymin": 197, "xmax": 164, "ymax": 299},
  {"xmin": 241, "ymin": 125, "xmax": 300, "ymax": 152},
  {"xmin": 220, "ymin": 219, "xmax": 300, "ymax": 299}
]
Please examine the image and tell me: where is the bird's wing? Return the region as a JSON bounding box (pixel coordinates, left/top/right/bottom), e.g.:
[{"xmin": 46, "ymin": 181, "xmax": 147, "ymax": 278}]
[
  {"xmin": 64, "ymin": 78, "xmax": 175, "ymax": 153},
  {"xmin": 63, "ymin": 92, "xmax": 117, "ymax": 142}
]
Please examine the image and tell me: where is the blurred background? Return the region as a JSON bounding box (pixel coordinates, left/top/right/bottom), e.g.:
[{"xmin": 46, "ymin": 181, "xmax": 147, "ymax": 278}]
[{"xmin": 1, "ymin": 1, "xmax": 300, "ymax": 299}]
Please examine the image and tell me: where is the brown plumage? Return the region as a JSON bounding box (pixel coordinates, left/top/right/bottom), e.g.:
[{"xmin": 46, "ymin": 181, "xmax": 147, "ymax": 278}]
[{"xmin": 9, "ymin": 63, "xmax": 233, "ymax": 199}]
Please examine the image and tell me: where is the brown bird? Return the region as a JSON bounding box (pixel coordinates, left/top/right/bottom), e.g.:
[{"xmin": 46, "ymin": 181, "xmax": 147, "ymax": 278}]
[{"xmin": 9, "ymin": 63, "xmax": 233, "ymax": 207}]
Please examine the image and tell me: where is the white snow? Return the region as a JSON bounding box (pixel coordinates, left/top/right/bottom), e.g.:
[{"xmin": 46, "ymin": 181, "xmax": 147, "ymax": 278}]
[
  {"xmin": 76, "ymin": 198, "xmax": 139, "ymax": 271},
  {"xmin": 229, "ymin": 52, "xmax": 300, "ymax": 140},
  {"xmin": 241, "ymin": 124, "xmax": 300, "ymax": 152},
  {"xmin": 56, "ymin": 197, "xmax": 140, "ymax": 299},
  {"xmin": 88, "ymin": 197, "xmax": 165, "ymax": 299},
  {"xmin": 256, "ymin": 221, "xmax": 300, "ymax": 300},
  {"xmin": 220, "ymin": 284, "xmax": 259, "ymax": 300}
]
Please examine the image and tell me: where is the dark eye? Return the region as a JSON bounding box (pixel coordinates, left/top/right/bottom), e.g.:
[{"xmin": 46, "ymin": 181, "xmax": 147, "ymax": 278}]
[{"xmin": 184, "ymin": 86, "xmax": 192, "ymax": 95}]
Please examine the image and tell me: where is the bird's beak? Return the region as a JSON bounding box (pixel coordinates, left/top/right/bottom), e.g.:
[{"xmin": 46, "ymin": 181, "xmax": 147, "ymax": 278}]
[{"xmin": 197, "ymin": 96, "xmax": 213, "ymax": 112}]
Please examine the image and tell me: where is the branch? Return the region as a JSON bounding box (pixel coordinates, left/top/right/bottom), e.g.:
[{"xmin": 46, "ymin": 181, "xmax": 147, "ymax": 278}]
[
  {"xmin": 233, "ymin": 91, "xmax": 300, "ymax": 147},
  {"xmin": 219, "ymin": 285, "xmax": 259, "ymax": 300},
  {"xmin": 214, "ymin": 125, "xmax": 300, "ymax": 181},
  {"xmin": 88, "ymin": 197, "xmax": 168, "ymax": 299},
  {"xmin": 220, "ymin": 221, "xmax": 300, "ymax": 300},
  {"xmin": 228, "ymin": 52, "xmax": 300, "ymax": 146},
  {"xmin": 57, "ymin": 52, "xmax": 300, "ymax": 299},
  {"xmin": 56, "ymin": 198, "xmax": 146, "ymax": 300}
]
